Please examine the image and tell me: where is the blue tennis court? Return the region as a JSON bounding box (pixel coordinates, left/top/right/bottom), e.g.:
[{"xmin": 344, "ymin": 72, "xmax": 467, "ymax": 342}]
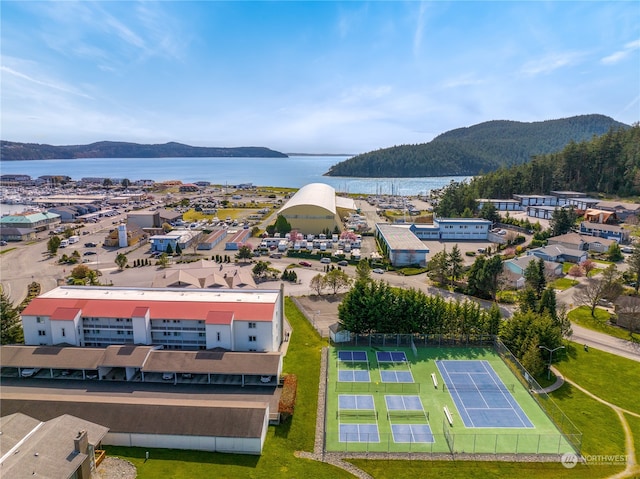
[
  {"xmin": 380, "ymin": 370, "xmax": 414, "ymax": 383},
  {"xmin": 339, "ymin": 395, "xmax": 375, "ymax": 410},
  {"xmin": 436, "ymin": 360, "xmax": 533, "ymax": 428},
  {"xmin": 376, "ymin": 351, "xmax": 407, "ymax": 363},
  {"xmin": 338, "ymin": 350, "xmax": 368, "ymax": 362},
  {"xmin": 391, "ymin": 424, "xmax": 434, "ymax": 443},
  {"xmin": 339, "ymin": 424, "xmax": 380, "ymax": 442},
  {"xmin": 385, "ymin": 395, "xmax": 424, "ymax": 411},
  {"xmin": 338, "ymin": 370, "xmax": 371, "ymax": 382}
]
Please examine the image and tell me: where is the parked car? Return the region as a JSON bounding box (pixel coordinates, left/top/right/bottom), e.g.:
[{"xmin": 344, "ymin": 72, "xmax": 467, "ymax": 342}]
[
  {"xmin": 86, "ymin": 371, "xmax": 98, "ymax": 379},
  {"xmin": 162, "ymin": 372, "xmax": 174, "ymax": 380},
  {"xmin": 21, "ymin": 368, "xmax": 40, "ymax": 377},
  {"xmin": 299, "ymin": 261, "xmax": 312, "ymax": 267},
  {"xmin": 0, "ymin": 240, "xmax": 7, "ymax": 246},
  {"xmin": 181, "ymin": 373, "xmax": 193, "ymax": 379},
  {"xmin": 84, "ymin": 242, "xmax": 97, "ymax": 247},
  {"xmin": 260, "ymin": 375, "xmax": 272, "ymax": 383},
  {"xmin": 83, "ymin": 251, "xmax": 97, "ymax": 256},
  {"xmin": 320, "ymin": 257, "xmax": 331, "ymax": 264},
  {"xmin": 372, "ymin": 268, "xmax": 385, "ymax": 274},
  {"xmin": 337, "ymin": 260, "xmax": 349, "ymax": 266}
]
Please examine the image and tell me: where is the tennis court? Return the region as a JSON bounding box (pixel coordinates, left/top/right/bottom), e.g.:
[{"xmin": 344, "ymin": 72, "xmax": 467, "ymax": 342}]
[
  {"xmin": 385, "ymin": 395, "xmax": 423, "ymax": 411},
  {"xmin": 391, "ymin": 424, "xmax": 434, "ymax": 443},
  {"xmin": 338, "ymin": 370, "xmax": 371, "ymax": 382},
  {"xmin": 338, "ymin": 350, "xmax": 369, "ymax": 362},
  {"xmin": 380, "ymin": 370, "xmax": 414, "ymax": 383},
  {"xmin": 376, "ymin": 351, "xmax": 407, "ymax": 363},
  {"xmin": 436, "ymin": 360, "xmax": 534, "ymax": 428},
  {"xmin": 339, "ymin": 394, "xmax": 375, "ymax": 410},
  {"xmin": 339, "ymin": 424, "xmax": 380, "ymax": 443}
]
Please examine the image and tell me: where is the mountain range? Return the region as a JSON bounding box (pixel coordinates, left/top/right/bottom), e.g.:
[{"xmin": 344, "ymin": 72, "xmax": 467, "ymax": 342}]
[
  {"xmin": 324, "ymin": 114, "xmax": 630, "ymax": 178},
  {"xmin": 0, "ymin": 141, "xmax": 288, "ymax": 161}
]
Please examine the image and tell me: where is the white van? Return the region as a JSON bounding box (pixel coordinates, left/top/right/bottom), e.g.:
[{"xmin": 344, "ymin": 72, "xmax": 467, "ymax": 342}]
[{"xmin": 59, "ymin": 239, "xmax": 69, "ymax": 248}]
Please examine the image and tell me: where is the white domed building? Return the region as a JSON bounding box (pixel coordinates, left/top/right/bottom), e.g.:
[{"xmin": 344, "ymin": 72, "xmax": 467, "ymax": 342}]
[{"xmin": 277, "ymin": 183, "xmax": 356, "ymax": 234}]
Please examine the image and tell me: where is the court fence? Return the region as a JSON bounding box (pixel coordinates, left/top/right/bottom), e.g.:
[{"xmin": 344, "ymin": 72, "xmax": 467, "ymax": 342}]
[
  {"xmin": 493, "ymin": 338, "xmax": 583, "ymax": 454},
  {"xmin": 337, "ymin": 333, "xmax": 495, "ymax": 348},
  {"xmin": 336, "ymin": 381, "xmax": 421, "ymax": 393},
  {"xmin": 327, "ymin": 427, "xmax": 576, "ymax": 455}
]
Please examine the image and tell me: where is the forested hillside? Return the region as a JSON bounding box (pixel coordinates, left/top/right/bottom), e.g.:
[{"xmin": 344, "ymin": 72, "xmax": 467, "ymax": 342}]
[
  {"xmin": 0, "ymin": 141, "xmax": 288, "ymax": 160},
  {"xmin": 325, "ymin": 114, "xmax": 628, "ymax": 177},
  {"xmin": 435, "ymin": 124, "xmax": 640, "ymax": 217}
]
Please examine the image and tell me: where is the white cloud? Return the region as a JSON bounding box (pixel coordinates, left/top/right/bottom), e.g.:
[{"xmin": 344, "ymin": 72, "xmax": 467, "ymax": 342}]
[
  {"xmin": 520, "ymin": 51, "xmax": 584, "ymax": 76},
  {"xmin": 413, "ymin": 2, "xmax": 429, "ymax": 57},
  {"xmin": 601, "ymin": 38, "xmax": 640, "ymax": 65},
  {"xmin": 0, "ymin": 65, "xmax": 92, "ymax": 99}
]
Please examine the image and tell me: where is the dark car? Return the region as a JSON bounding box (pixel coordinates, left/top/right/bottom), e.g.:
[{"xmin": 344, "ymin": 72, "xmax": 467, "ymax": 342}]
[
  {"xmin": 299, "ymin": 261, "xmax": 312, "ymax": 267},
  {"xmin": 84, "ymin": 242, "xmax": 97, "ymax": 247},
  {"xmin": 83, "ymin": 251, "xmax": 97, "ymax": 256},
  {"xmin": 337, "ymin": 260, "xmax": 349, "ymax": 266}
]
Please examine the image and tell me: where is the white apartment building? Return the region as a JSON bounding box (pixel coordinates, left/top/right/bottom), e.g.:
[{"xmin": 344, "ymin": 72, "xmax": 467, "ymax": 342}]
[{"xmin": 21, "ymin": 286, "xmax": 284, "ymax": 352}]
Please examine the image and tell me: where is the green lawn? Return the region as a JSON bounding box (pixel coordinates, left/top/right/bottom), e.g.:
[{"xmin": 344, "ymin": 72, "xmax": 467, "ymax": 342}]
[
  {"xmin": 348, "ymin": 459, "xmax": 622, "ymax": 479},
  {"xmin": 554, "ymin": 342, "xmax": 640, "ymax": 415},
  {"xmin": 550, "ymin": 278, "xmax": 579, "ymax": 290},
  {"xmin": 568, "ymin": 306, "xmax": 636, "ymax": 341},
  {"xmin": 104, "ymin": 298, "xmax": 353, "ymax": 479}
]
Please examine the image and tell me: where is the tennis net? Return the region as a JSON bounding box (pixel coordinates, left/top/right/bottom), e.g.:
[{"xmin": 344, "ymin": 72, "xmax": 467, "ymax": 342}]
[
  {"xmin": 337, "ymin": 409, "xmax": 378, "ymax": 420},
  {"xmin": 387, "ymin": 410, "xmax": 429, "ymax": 422},
  {"xmin": 443, "ymin": 383, "xmax": 515, "ymax": 393}
]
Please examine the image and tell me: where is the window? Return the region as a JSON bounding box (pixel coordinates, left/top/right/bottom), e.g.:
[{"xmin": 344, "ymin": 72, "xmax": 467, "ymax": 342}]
[
  {"xmin": 248, "ymin": 322, "xmax": 257, "ymax": 329},
  {"xmin": 199, "ymin": 332, "xmax": 206, "ymax": 337},
  {"xmin": 173, "ymin": 332, "xmax": 180, "ymax": 336},
  {"xmin": 38, "ymin": 330, "xmax": 46, "ymax": 336},
  {"xmin": 61, "ymin": 328, "xmax": 66, "ymax": 337},
  {"xmin": 36, "ymin": 317, "xmax": 44, "ymax": 323},
  {"xmin": 249, "ymin": 336, "xmax": 257, "ymax": 342},
  {"xmin": 217, "ymin": 332, "xmax": 221, "ymax": 341}
]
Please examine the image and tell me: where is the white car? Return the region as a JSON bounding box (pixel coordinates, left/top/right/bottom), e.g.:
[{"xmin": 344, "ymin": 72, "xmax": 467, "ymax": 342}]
[
  {"xmin": 372, "ymin": 268, "xmax": 385, "ymax": 274},
  {"xmin": 21, "ymin": 368, "xmax": 40, "ymax": 377},
  {"xmin": 320, "ymin": 257, "xmax": 331, "ymax": 264}
]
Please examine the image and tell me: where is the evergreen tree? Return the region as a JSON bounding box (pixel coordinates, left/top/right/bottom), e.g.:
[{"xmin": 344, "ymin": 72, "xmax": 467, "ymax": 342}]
[
  {"xmin": 538, "ymin": 287, "xmax": 557, "ymax": 320},
  {"xmin": 428, "ymin": 250, "xmax": 449, "ymax": 285},
  {"xmin": 479, "ymin": 202, "xmax": 500, "ymax": 224},
  {"xmin": 355, "ymin": 259, "xmax": 371, "ymax": 283},
  {"xmin": 448, "ymin": 245, "xmax": 464, "ymax": 285},
  {"xmin": 274, "ymin": 215, "xmax": 292, "ymax": 234},
  {"xmin": 1, "ymin": 292, "xmax": 23, "ymax": 345},
  {"xmin": 175, "ymin": 243, "xmax": 182, "ymax": 255},
  {"xmin": 606, "ymin": 242, "xmax": 623, "ymax": 262},
  {"xmin": 165, "ymin": 244, "xmax": 174, "ymax": 255}
]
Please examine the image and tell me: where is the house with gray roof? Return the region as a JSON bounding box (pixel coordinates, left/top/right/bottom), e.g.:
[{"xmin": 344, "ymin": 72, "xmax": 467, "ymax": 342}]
[{"xmin": 527, "ymin": 244, "xmax": 587, "ymax": 264}]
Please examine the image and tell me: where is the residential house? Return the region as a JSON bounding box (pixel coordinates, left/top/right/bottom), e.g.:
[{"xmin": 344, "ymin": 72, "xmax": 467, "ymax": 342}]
[
  {"xmin": 595, "ymin": 201, "xmax": 640, "ymax": 221},
  {"xmin": 527, "ymin": 245, "xmax": 587, "ymax": 264},
  {"xmin": 579, "ymin": 222, "xmax": 630, "ymax": 243},
  {"xmin": 547, "ymin": 232, "xmax": 616, "ymax": 254},
  {"xmin": 0, "ymin": 412, "xmax": 108, "ymax": 479}
]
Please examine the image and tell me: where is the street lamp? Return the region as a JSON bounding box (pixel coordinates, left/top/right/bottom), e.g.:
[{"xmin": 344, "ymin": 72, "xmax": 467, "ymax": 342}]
[{"xmin": 538, "ymin": 345, "xmax": 565, "ymax": 380}]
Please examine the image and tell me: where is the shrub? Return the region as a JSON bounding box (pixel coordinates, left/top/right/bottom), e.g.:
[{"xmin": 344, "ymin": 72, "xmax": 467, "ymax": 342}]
[{"xmin": 278, "ymin": 373, "xmax": 298, "ymax": 420}]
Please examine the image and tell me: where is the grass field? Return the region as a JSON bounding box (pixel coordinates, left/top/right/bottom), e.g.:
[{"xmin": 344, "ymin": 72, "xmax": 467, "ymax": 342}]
[
  {"xmin": 568, "ymin": 306, "xmax": 635, "ymax": 341},
  {"xmin": 549, "ymin": 278, "xmax": 579, "ymax": 290},
  {"xmin": 554, "ymin": 342, "xmax": 640, "ymax": 415},
  {"xmin": 326, "ymin": 346, "xmax": 575, "ymax": 455}
]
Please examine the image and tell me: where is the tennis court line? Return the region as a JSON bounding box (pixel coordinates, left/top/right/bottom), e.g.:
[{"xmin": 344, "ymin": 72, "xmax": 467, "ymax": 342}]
[
  {"xmin": 481, "ymin": 360, "xmax": 533, "ymax": 428},
  {"xmin": 436, "ymin": 361, "xmax": 475, "ymax": 427}
]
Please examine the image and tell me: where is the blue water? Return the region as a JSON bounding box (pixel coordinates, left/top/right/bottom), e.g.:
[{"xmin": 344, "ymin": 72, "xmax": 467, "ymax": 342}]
[{"xmin": 0, "ymin": 156, "xmax": 471, "ymax": 196}]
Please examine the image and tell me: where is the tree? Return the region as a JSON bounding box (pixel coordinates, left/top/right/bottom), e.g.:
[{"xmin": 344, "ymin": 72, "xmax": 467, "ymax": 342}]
[
  {"xmin": 236, "ymin": 244, "xmax": 253, "ymax": 263},
  {"xmin": 549, "ymin": 207, "xmax": 576, "ymax": 236},
  {"xmin": 427, "ymin": 250, "xmax": 449, "ymax": 285},
  {"xmin": 310, "ymin": 274, "xmax": 326, "ymax": 296},
  {"xmin": 538, "ymin": 287, "xmax": 557, "ymax": 320},
  {"xmin": 47, "ymin": 236, "xmax": 61, "ymax": 256},
  {"xmin": 574, "ymin": 278, "xmax": 606, "ymax": 316},
  {"xmin": 524, "ymin": 258, "xmax": 546, "ymax": 297},
  {"xmin": 520, "ymin": 337, "xmax": 546, "ymax": 378},
  {"xmin": 157, "ymin": 252, "xmax": 170, "ymax": 268},
  {"xmin": 71, "ymin": 264, "xmax": 91, "ymax": 281},
  {"xmin": 606, "ymin": 242, "xmax": 623, "ymax": 262},
  {"xmin": 324, "ymin": 269, "xmax": 352, "ymax": 295},
  {"xmin": 175, "ymin": 243, "xmax": 182, "ymax": 256},
  {"xmin": 355, "ymin": 259, "xmax": 371, "ymax": 283},
  {"xmin": 121, "ymin": 178, "xmax": 131, "ymax": 188},
  {"xmin": 252, "ymin": 261, "xmax": 269, "ymax": 279},
  {"xmin": 448, "ymin": 245, "xmax": 464, "ymax": 286},
  {"xmin": 274, "ymin": 215, "xmax": 292, "ymax": 234},
  {"xmin": 568, "ymin": 264, "xmax": 584, "ymax": 279},
  {"xmin": 479, "ymin": 202, "xmax": 500, "ymax": 224},
  {"xmin": 582, "ymin": 259, "xmax": 596, "ymax": 277},
  {"xmin": 115, "ymin": 253, "xmax": 128, "ymax": 270},
  {"xmin": 162, "ymin": 222, "xmax": 173, "ymax": 233},
  {"xmin": 628, "ymin": 244, "xmax": 640, "ymax": 294},
  {"xmin": 1, "ymin": 292, "xmax": 23, "ymax": 345},
  {"xmin": 103, "ymin": 178, "xmax": 113, "ymax": 187},
  {"xmin": 600, "ymin": 264, "xmax": 623, "ymax": 302},
  {"xmin": 165, "ymin": 243, "xmax": 174, "ymax": 255}
]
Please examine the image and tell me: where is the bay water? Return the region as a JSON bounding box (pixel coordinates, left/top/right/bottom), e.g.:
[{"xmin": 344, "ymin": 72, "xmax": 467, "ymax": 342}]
[{"xmin": 0, "ymin": 155, "xmax": 470, "ymax": 196}]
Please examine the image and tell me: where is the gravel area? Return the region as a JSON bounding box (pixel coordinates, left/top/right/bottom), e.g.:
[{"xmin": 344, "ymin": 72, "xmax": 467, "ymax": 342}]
[{"xmin": 93, "ymin": 457, "xmax": 137, "ymax": 479}]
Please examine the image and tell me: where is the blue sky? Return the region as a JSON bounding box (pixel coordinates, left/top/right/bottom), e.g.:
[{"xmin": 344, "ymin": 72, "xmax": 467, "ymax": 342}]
[{"xmin": 1, "ymin": 1, "xmax": 639, "ymax": 154}]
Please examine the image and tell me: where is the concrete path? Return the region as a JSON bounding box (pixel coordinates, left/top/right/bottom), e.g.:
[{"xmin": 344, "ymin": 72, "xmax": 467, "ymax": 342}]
[{"xmin": 532, "ymin": 366, "xmax": 565, "ymax": 394}]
